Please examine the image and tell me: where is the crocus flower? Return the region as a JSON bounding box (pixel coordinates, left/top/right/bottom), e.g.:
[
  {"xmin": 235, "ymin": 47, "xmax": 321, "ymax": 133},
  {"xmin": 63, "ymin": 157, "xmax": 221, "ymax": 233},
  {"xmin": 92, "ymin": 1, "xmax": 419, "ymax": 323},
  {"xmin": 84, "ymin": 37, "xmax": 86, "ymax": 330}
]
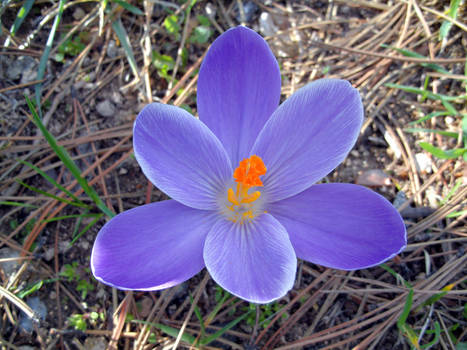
[{"xmin": 91, "ymin": 26, "xmax": 406, "ymax": 303}]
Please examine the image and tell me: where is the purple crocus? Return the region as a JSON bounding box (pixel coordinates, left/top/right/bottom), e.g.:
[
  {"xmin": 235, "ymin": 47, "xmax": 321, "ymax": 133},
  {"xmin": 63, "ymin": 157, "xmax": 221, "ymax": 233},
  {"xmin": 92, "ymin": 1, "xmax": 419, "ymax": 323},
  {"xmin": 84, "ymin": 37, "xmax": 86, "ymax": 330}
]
[{"xmin": 91, "ymin": 26, "xmax": 406, "ymax": 303}]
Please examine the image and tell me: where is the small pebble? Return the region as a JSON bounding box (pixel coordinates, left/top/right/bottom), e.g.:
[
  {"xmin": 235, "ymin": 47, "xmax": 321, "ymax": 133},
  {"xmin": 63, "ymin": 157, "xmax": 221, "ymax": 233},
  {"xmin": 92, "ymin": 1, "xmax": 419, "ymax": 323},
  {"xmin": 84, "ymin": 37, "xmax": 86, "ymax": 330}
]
[
  {"xmin": 393, "ymin": 190, "xmax": 407, "ymax": 208},
  {"xmin": 384, "ymin": 130, "xmax": 402, "ymax": 159},
  {"xmin": 19, "ymin": 297, "xmax": 47, "ymax": 333},
  {"xmin": 6, "ymin": 56, "xmax": 36, "ymax": 81},
  {"xmin": 259, "ymin": 12, "xmax": 278, "ymax": 36},
  {"xmin": 84, "ymin": 337, "xmax": 108, "ymax": 350},
  {"xmin": 107, "ymin": 40, "xmax": 118, "ymax": 58},
  {"xmin": 138, "ymin": 296, "xmax": 154, "ymax": 318},
  {"xmin": 205, "ymin": 3, "xmax": 216, "ymax": 19},
  {"xmin": 96, "ymin": 287, "xmax": 106, "ymax": 299},
  {"xmin": 72, "ymin": 7, "xmax": 86, "ymax": 20},
  {"xmin": 0, "ymin": 248, "xmax": 20, "ymax": 275},
  {"xmin": 58, "ymin": 241, "xmax": 71, "ymax": 254},
  {"xmin": 356, "ymin": 169, "xmax": 392, "ymax": 187},
  {"xmin": 110, "ymin": 91, "xmax": 123, "ymax": 104},
  {"xmin": 43, "ymin": 247, "xmax": 54, "ymax": 262},
  {"xmin": 426, "ymin": 187, "xmax": 440, "ymax": 208},
  {"xmin": 96, "ymin": 100, "xmax": 116, "ymax": 118},
  {"xmin": 78, "ymin": 240, "xmax": 90, "ymax": 250},
  {"xmin": 235, "ymin": 1, "xmax": 257, "ymax": 22},
  {"xmin": 415, "ymin": 153, "xmax": 432, "ymax": 173}
]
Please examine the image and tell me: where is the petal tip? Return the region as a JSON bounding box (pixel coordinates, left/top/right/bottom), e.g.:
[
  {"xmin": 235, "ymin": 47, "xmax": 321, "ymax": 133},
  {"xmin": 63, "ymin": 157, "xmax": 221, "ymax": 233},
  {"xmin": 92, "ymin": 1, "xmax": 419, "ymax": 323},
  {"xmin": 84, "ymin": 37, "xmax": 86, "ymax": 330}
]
[
  {"xmin": 90, "ymin": 201, "xmax": 209, "ymax": 291},
  {"xmin": 204, "ymin": 214, "xmax": 297, "ymax": 304},
  {"xmin": 269, "ymin": 184, "xmax": 407, "ymax": 271}
]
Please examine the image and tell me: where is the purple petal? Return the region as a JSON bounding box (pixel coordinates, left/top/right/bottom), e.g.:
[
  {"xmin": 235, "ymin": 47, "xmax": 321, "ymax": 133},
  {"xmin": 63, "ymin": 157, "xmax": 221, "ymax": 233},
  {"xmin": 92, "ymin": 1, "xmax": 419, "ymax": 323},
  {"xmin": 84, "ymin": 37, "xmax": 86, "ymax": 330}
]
[
  {"xmin": 268, "ymin": 184, "xmax": 406, "ymax": 270},
  {"xmin": 134, "ymin": 103, "xmax": 232, "ymax": 210},
  {"xmin": 203, "ymin": 214, "xmax": 296, "ymax": 303},
  {"xmin": 197, "ymin": 26, "xmax": 281, "ymax": 168},
  {"xmin": 252, "ymin": 79, "xmax": 363, "ymax": 202},
  {"xmin": 91, "ymin": 200, "xmax": 215, "ymax": 290}
]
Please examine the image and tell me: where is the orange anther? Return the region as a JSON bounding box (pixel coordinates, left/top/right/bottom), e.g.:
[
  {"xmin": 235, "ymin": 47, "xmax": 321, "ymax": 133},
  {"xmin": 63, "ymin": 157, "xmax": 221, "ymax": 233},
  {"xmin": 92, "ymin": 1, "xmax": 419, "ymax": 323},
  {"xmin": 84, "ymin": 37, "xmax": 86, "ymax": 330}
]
[{"xmin": 233, "ymin": 155, "xmax": 267, "ymax": 187}]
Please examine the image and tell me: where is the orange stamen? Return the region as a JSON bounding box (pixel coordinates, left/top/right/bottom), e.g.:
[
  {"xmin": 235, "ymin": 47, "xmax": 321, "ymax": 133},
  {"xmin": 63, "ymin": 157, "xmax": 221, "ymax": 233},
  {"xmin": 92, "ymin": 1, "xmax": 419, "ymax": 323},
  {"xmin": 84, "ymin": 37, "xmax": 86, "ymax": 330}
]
[
  {"xmin": 225, "ymin": 155, "xmax": 267, "ymax": 223},
  {"xmin": 233, "ymin": 155, "xmax": 267, "ymax": 187}
]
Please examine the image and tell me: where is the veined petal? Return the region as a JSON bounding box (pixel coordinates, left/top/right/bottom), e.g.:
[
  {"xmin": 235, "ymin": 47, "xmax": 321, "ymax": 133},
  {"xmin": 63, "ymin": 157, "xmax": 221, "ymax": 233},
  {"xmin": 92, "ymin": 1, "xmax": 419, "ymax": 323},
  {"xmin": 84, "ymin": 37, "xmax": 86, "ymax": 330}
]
[
  {"xmin": 252, "ymin": 79, "xmax": 363, "ymax": 202},
  {"xmin": 197, "ymin": 26, "xmax": 281, "ymax": 168},
  {"xmin": 204, "ymin": 214, "xmax": 296, "ymax": 304},
  {"xmin": 91, "ymin": 200, "xmax": 215, "ymax": 290},
  {"xmin": 134, "ymin": 103, "xmax": 232, "ymax": 210},
  {"xmin": 268, "ymin": 184, "xmax": 406, "ymax": 270}
]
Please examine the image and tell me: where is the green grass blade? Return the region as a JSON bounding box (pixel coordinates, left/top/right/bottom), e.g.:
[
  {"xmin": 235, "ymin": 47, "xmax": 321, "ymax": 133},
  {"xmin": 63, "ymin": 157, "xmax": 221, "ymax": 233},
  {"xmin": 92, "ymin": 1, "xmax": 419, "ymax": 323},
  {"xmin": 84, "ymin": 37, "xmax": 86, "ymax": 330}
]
[
  {"xmin": 111, "ymin": 0, "xmax": 143, "ymax": 15},
  {"xmin": 421, "ymin": 76, "xmax": 430, "ymax": 102},
  {"xmin": 405, "ymin": 128, "xmax": 459, "ymax": 139},
  {"xmin": 385, "ymin": 83, "xmax": 467, "ymax": 102},
  {"xmin": 70, "ymin": 214, "xmax": 103, "ymax": 245},
  {"xmin": 440, "ymin": 0, "xmax": 461, "ymax": 40},
  {"xmin": 440, "ymin": 179, "xmax": 463, "ymax": 206},
  {"xmin": 200, "ymin": 310, "xmax": 253, "ymax": 346},
  {"xmin": 205, "ymin": 291, "xmax": 230, "ymax": 325},
  {"xmin": 447, "ymin": 210, "xmax": 467, "ymax": 218},
  {"xmin": 0, "ymin": 201, "xmax": 38, "ymax": 208},
  {"xmin": 42, "ymin": 213, "xmax": 101, "ymax": 223},
  {"xmin": 418, "ymin": 284, "xmax": 454, "ymax": 310},
  {"xmin": 402, "ymin": 323, "xmax": 420, "ymax": 350},
  {"xmin": 71, "ymin": 215, "xmax": 84, "ymax": 242},
  {"xmin": 409, "ymin": 111, "xmax": 452, "ymax": 125},
  {"xmin": 464, "ymin": 115, "xmax": 467, "ymax": 156},
  {"xmin": 397, "ymin": 288, "xmax": 413, "ymax": 329},
  {"xmin": 131, "ymin": 320, "xmax": 196, "ymax": 345},
  {"xmin": 381, "ymin": 263, "xmax": 412, "ymax": 288},
  {"xmin": 189, "ymin": 294, "xmax": 206, "ymax": 337},
  {"xmin": 187, "ymin": 0, "xmax": 197, "ymax": 13},
  {"xmin": 465, "ymin": 59, "xmax": 467, "ymax": 94},
  {"xmin": 381, "ymin": 45, "xmax": 450, "ymax": 74},
  {"xmin": 25, "ymin": 96, "xmax": 114, "ymax": 218},
  {"xmin": 421, "ymin": 322, "xmax": 441, "ymax": 349},
  {"xmin": 442, "ymin": 100, "xmax": 458, "ymax": 116},
  {"xmin": 462, "ymin": 115, "xmax": 467, "ymax": 138},
  {"xmin": 419, "ymin": 142, "xmax": 467, "ymax": 159},
  {"xmin": 18, "ymin": 159, "xmax": 84, "ymax": 204},
  {"xmin": 16, "ymin": 179, "xmax": 89, "ymax": 209},
  {"xmin": 9, "ymin": 0, "xmax": 35, "ymax": 37},
  {"xmin": 111, "ymin": 18, "xmax": 138, "ymax": 77},
  {"xmin": 35, "ymin": 0, "xmax": 66, "ymax": 114},
  {"xmin": 16, "ymin": 280, "xmax": 43, "ymax": 299}
]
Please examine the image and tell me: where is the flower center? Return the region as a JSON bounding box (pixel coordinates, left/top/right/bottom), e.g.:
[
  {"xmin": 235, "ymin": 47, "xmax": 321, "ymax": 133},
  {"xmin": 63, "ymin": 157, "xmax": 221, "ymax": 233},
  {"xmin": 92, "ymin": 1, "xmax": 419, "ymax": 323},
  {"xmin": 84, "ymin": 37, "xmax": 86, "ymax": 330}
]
[{"xmin": 225, "ymin": 155, "xmax": 266, "ymax": 223}]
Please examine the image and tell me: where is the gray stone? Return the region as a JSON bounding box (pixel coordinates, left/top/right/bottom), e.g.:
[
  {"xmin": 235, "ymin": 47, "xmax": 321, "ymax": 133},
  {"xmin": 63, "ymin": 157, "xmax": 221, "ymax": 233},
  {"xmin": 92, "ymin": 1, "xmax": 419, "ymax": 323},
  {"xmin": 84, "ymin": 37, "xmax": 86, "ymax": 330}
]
[
  {"xmin": 356, "ymin": 169, "xmax": 392, "ymax": 187},
  {"xmin": 72, "ymin": 7, "xmax": 86, "ymax": 20},
  {"xmin": 20, "ymin": 57, "xmax": 39, "ymax": 84},
  {"xmin": 19, "ymin": 297, "xmax": 47, "ymax": 333},
  {"xmin": 43, "ymin": 247, "xmax": 54, "ymax": 262},
  {"xmin": 415, "ymin": 152, "xmax": 432, "ymax": 173},
  {"xmin": 6, "ymin": 59, "xmax": 22, "ymax": 80},
  {"xmin": 6, "ymin": 56, "xmax": 37, "ymax": 82},
  {"xmin": 58, "ymin": 240, "xmax": 71, "ymax": 254},
  {"xmin": 384, "ymin": 130, "xmax": 402, "ymax": 159},
  {"xmin": 259, "ymin": 12, "xmax": 278, "ymax": 37},
  {"xmin": 107, "ymin": 40, "xmax": 118, "ymax": 58},
  {"xmin": 84, "ymin": 337, "xmax": 107, "ymax": 350},
  {"xmin": 96, "ymin": 100, "xmax": 116, "ymax": 118},
  {"xmin": 0, "ymin": 248, "xmax": 20, "ymax": 276}
]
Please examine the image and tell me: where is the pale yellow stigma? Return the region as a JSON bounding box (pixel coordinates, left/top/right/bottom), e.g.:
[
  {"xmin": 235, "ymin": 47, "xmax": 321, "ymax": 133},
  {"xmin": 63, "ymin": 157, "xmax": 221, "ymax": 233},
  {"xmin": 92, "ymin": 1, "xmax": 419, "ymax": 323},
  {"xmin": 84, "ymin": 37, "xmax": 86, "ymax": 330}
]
[{"xmin": 226, "ymin": 155, "xmax": 266, "ymax": 223}]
